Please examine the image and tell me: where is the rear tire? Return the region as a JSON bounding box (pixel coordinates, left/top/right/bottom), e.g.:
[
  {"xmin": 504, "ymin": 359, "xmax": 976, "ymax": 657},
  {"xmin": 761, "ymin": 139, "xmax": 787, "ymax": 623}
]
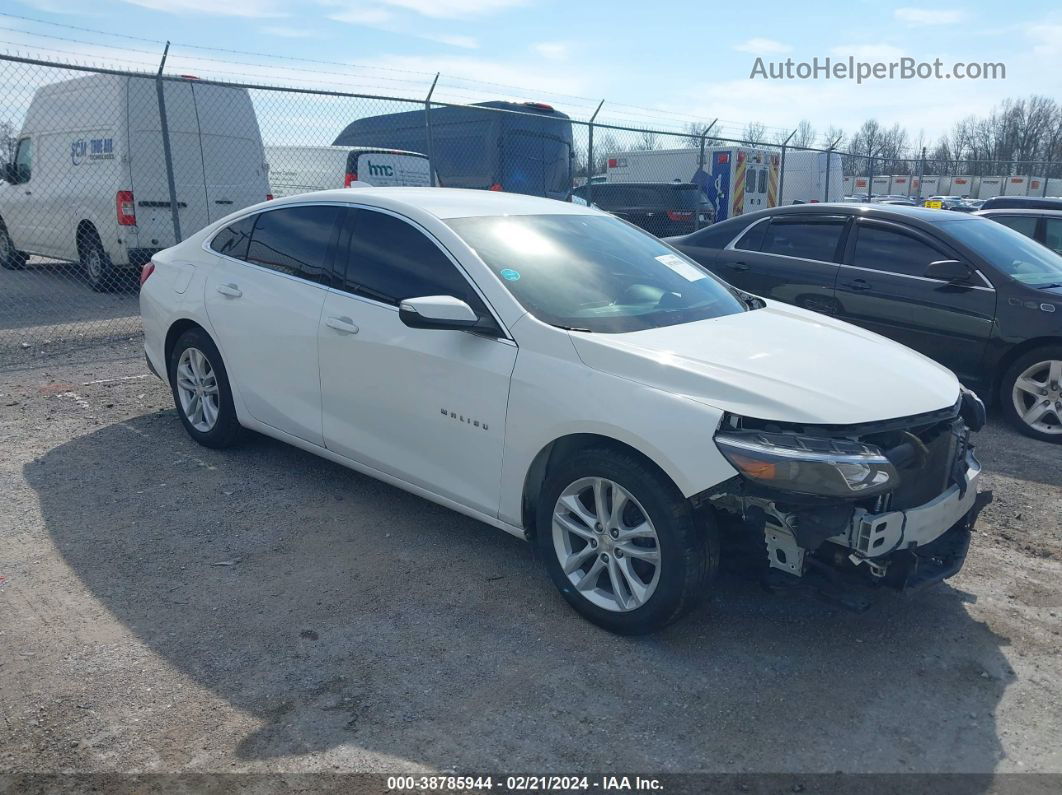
[
  {"xmin": 0, "ymin": 225, "xmax": 27, "ymax": 270},
  {"xmin": 168, "ymin": 328, "xmax": 241, "ymax": 449},
  {"xmin": 1000, "ymin": 345, "xmax": 1062, "ymax": 443},
  {"xmin": 536, "ymin": 447, "xmax": 716, "ymax": 634},
  {"xmin": 78, "ymin": 227, "xmax": 117, "ymax": 292}
]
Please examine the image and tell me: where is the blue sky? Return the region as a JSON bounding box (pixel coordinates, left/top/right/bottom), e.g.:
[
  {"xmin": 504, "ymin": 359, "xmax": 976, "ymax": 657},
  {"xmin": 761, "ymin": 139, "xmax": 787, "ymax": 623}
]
[{"xmin": 2, "ymin": 0, "xmax": 1060, "ymax": 143}]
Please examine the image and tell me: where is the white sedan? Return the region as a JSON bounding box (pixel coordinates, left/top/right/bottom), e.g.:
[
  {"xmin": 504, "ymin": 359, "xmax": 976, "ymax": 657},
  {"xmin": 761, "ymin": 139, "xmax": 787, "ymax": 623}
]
[{"xmin": 141, "ymin": 188, "xmax": 990, "ymax": 633}]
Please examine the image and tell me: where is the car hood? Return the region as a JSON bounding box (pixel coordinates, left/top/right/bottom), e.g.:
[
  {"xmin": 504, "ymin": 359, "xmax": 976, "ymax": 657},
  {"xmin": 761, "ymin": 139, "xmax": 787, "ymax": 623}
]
[{"xmin": 568, "ymin": 302, "xmax": 960, "ymax": 425}]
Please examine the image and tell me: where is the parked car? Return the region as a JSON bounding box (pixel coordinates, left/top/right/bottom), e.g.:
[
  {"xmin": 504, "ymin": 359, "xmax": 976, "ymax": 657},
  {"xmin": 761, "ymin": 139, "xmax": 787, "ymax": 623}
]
[
  {"xmin": 142, "ymin": 188, "xmax": 990, "ymax": 633},
  {"xmin": 667, "ymin": 203, "xmax": 1062, "ymax": 442},
  {"xmin": 975, "ymin": 208, "xmax": 1062, "ymax": 256},
  {"xmin": 570, "ymin": 182, "xmax": 712, "ymax": 236},
  {"xmin": 266, "ymin": 146, "xmax": 434, "ymax": 198},
  {"xmin": 0, "ymin": 74, "xmax": 269, "ymax": 290},
  {"xmin": 980, "ymin": 195, "xmax": 1062, "ymax": 211},
  {"xmin": 923, "ymin": 196, "xmax": 976, "ymax": 212}
]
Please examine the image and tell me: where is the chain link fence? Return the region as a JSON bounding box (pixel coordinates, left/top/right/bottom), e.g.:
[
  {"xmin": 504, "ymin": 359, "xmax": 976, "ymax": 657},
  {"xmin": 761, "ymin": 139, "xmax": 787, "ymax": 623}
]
[{"xmin": 2, "ymin": 51, "xmax": 1059, "ymax": 364}]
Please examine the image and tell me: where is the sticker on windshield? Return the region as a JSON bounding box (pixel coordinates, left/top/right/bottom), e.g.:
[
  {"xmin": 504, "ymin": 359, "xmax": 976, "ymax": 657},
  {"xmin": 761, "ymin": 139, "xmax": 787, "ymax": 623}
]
[
  {"xmin": 500, "ymin": 268, "xmax": 521, "ymax": 281},
  {"xmin": 655, "ymin": 254, "xmax": 706, "ymax": 282}
]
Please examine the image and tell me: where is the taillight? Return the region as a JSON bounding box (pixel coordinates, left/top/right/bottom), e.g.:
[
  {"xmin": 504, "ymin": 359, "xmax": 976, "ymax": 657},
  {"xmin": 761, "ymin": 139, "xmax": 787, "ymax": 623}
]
[
  {"xmin": 667, "ymin": 210, "xmax": 694, "ymax": 221},
  {"xmin": 266, "ymin": 193, "xmax": 274, "ymax": 201},
  {"xmin": 140, "ymin": 260, "xmax": 155, "ymax": 287},
  {"xmin": 344, "ymin": 172, "xmax": 356, "ymax": 187},
  {"xmin": 116, "ymin": 191, "xmax": 136, "ymax": 226},
  {"xmin": 489, "ymin": 183, "xmax": 503, "ymax": 192}
]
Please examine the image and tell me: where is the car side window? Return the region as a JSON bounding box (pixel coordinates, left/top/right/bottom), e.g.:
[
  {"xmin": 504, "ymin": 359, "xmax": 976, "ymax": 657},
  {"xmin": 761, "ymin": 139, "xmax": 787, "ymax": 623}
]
[
  {"xmin": 734, "ymin": 219, "xmax": 768, "ymax": 251},
  {"xmin": 1044, "ymin": 218, "xmax": 1062, "ymax": 255},
  {"xmin": 992, "ymin": 215, "xmax": 1038, "ymax": 239},
  {"xmin": 851, "ymin": 224, "xmax": 951, "ymax": 278},
  {"xmin": 760, "ymin": 218, "xmax": 846, "ymax": 262},
  {"xmin": 245, "ymin": 205, "xmax": 341, "ymax": 285},
  {"xmin": 13, "ymin": 137, "xmax": 32, "ymax": 183},
  {"xmin": 340, "ymin": 208, "xmax": 483, "ymax": 309},
  {"xmin": 209, "ymin": 215, "xmax": 256, "ymax": 260}
]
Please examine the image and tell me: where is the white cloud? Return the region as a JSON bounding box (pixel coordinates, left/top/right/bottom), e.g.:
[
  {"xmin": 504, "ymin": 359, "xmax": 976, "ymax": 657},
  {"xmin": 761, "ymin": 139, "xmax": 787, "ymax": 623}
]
[
  {"xmin": 894, "ymin": 8, "xmax": 966, "ymax": 26},
  {"xmin": 330, "ymin": 6, "xmax": 395, "ymax": 24},
  {"xmin": 1027, "ymin": 22, "xmax": 1062, "ymax": 59},
  {"xmin": 117, "ymin": 0, "xmax": 285, "ymax": 17},
  {"xmin": 259, "ymin": 26, "xmax": 317, "ymax": 38},
  {"xmin": 344, "ymin": 0, "xmax": 528, "ymax": 20},
  {"xmin": 421, "ymin": 32, "xmax": 479, "ymax": 49},
  {"xmin": 733, "ymin": 38, "xmax": 791, "ymax": 55},
  {"xmin": 532, "ymin": 41, "xmax": 568, "ymax": 61}
]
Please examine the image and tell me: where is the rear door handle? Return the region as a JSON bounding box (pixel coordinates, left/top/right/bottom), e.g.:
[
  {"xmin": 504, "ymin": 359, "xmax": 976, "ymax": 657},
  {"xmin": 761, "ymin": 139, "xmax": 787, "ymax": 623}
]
[
  {"xmin": 729, "ymin": 261, "xmax": 750, "ymax": 271},
  {"xmin": 841, "ymin": 279, "xmax": 872, "ymax": 291},
  {"xmin": 325, "ymin": 316, "xmax": 359, "ymax": 335},
  {"xmin": 216, "ymin": 283, "xmax": 242, "ymax": 298}
]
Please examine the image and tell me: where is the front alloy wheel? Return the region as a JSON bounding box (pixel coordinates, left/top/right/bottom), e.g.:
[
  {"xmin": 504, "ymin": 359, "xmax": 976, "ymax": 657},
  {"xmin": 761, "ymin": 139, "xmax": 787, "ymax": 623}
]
[
  {"xmin": 537, "ymin": 448, "xmax": 717, "ymax": 634},
  {"xmin": 552, "ymin": 477, "xmax": 661, "ymax": 612}
]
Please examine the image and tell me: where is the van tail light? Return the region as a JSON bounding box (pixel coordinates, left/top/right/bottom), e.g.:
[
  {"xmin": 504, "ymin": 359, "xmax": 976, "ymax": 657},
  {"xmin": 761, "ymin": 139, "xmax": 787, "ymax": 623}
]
[
  {"xmin": 344, "ymin": 172, "xmax": 356, "ymax": 187},
  {"xmin": 667, "ymin": 210, "xmax": 694, "ymax": 222},
  {"xmin": 116, "ymin": 191, "xmax": 136, "ymax": 226},
  {"xmin": 489, "ymin": 183, "xmax": 503, "ymax": 191},
  {"xmin": 140, "ymin": 259, "xmax": 156, "ymax": 287},
  {"xmin": 266, "ymin": 193, "xmax": 274, "ymax": 201}
]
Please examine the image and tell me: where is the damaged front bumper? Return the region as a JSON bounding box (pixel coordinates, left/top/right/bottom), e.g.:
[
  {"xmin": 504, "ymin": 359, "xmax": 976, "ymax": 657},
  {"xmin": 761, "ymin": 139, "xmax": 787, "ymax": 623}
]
[{"xmin": 707, "ymin": 398, "xmax": 993, "ymax": 610}]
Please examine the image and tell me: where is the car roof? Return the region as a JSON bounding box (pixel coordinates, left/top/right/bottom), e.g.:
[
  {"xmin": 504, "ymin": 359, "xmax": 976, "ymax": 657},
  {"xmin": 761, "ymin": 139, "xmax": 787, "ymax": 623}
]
[
  {"xmin": 975, "ymin": 208, "xmax": 1062, "ymax": 218},
  {"xmin": 263, "ymin": 187, "xmax": 597, "ymax": 220},
  {"xmin": 743, "ymin": 202, "xmax": 983, "ymax": 223}
]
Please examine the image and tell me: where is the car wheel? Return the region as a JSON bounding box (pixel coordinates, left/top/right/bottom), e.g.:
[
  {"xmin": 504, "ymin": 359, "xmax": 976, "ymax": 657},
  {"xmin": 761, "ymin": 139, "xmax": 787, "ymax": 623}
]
[
  {"xmin": 1000, "ymin": 345, "xmax": 1062, "ymax": 443},
  {"xmin": 536, "ymin": 448, "xmax": 717, "ymax": 634},
  {"xmin": 79, "ymin": 229, "xmax": 117, "ymax": 292},
  {"xmin": 168, "ymin": 328, "xmax": 241, "ymax": 449},
  {"xmin": 0, "ymin": 226, "xmax": 27, "ymax": 270}
]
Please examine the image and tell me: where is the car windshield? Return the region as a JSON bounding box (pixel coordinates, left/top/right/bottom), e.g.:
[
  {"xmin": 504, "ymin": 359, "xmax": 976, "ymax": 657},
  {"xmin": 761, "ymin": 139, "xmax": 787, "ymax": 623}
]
[
  {"xmin": 446, "ymin": 214, "xmax": 746, "ymax": 333},
  {"xmin": 941, "ymin": 217, "xmax": 1062, "ymax": 286}
]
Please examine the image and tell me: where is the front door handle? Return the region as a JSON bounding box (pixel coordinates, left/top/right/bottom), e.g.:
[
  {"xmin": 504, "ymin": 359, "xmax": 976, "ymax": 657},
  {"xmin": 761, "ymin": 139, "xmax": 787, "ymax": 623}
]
[
  {"xmin": 841, "ymin": 278, "xmax": 872, "ymax": 291},
  {"xmin": 729, "ymin": 261, "xmax": 750, "ymax": 271},
  {"xmin": 325, "ymin": 316, "xmax": 359, "ymax": 335},
  {"xmin": 216, "ymin": 283, "xmax": 242, "ymax": 298}
]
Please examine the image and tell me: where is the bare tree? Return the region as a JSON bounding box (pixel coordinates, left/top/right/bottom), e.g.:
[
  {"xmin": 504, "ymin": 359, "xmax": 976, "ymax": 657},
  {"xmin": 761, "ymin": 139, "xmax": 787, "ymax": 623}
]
[{"xmin": 742, "ymin": 121, "xmax": 767, "ymax": 146}]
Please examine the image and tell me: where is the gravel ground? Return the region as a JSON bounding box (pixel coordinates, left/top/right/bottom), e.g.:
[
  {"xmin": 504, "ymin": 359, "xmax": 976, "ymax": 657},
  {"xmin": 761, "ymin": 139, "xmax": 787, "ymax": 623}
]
[{"xmin": 1, "ymin": 340, "xmax": 1060, "ymax": 778}]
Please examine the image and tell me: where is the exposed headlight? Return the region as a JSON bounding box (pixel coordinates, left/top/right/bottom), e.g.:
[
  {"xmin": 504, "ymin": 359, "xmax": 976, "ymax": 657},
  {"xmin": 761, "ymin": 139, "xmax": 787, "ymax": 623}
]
[{"xmin": 714, "ymin": 430, "xmax": 898, "ymax": 499}]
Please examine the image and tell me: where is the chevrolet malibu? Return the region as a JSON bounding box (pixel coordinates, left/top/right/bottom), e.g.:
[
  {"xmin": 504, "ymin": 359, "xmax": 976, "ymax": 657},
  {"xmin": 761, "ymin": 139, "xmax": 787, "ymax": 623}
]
[{"xmin": 140, "ymin": 188, "xmax": 991, "ymax": 634}]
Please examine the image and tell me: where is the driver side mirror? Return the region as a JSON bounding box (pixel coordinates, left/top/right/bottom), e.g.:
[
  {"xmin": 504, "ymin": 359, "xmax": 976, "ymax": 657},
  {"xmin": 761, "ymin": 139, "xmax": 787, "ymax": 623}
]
[
  {"xmin": 399, "ymin": 295, "xmax": 480, "ymax": 331},
  {"xmin": 924, "ymin": 259, "xmax": 972, "ymax": 283}
]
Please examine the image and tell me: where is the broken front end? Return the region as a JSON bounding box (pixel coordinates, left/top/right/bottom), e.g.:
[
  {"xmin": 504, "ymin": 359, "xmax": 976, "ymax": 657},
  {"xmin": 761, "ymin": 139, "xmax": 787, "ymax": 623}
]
[{"xmin": 705, "ymin": 389, "xmax": 993, "ymax": 609}]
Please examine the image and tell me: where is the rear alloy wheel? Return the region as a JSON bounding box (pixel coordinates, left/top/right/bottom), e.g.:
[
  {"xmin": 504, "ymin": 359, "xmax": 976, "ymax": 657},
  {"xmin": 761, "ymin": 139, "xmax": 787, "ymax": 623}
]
[
  {"xmin": 80, "ymin": 232, "xmax": 117, "ymax": 291},
  {"xmin": 1001, "ymin": 346, "xmax": 1062, "ymax": 442},
  {"xmin": 168, "ymin": 328, "xmax": 241, "ymax": 449},
  {"xmin": 537, "ymin": 448, "xmax": 716, "ymax": 634}
]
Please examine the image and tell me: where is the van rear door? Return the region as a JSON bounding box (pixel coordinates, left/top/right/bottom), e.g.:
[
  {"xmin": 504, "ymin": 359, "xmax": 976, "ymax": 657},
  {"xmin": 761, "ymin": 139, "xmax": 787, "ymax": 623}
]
[
  {"xmin": 352, "ymin": 151, "xmax": 432, "ymax": 187},
  {"xmin": 191, "ymin": 83, "xmax": 268, "ymax": 223},
  {"xmin": 127, "ymin": 78, "xmax": 210, "ymax": 246}
]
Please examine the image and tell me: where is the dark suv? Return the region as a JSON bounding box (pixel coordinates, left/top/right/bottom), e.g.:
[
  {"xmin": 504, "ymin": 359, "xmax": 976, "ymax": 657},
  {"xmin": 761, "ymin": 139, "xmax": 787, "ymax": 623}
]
[
  {"xmin": 979, "ymin": 195, "xmax": 1062, "ymax": 211},
  {"xmin": 572, "ymin": 182, "xmax": 712, "ymax": 236},
  {"xmin": 666, "ymin": 204, "xmax": 1062, "ymax": 442}
]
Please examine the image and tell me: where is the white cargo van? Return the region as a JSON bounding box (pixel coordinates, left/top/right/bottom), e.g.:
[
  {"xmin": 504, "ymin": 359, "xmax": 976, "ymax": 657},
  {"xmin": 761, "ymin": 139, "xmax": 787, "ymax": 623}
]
[
  {"xmin": 266, "ymin": 145, "xmax": 433, "ymax": 198},
  {"xmin": 777, "ymin": 150, "xmax": 843, "ymax": 204},
  {"xmin": 948, "ymin": 175, "xmax": 975, "ymax": 197},
  {"xmin": 0, "ymin": 74, "xmax": 269, "ymax": 290}
]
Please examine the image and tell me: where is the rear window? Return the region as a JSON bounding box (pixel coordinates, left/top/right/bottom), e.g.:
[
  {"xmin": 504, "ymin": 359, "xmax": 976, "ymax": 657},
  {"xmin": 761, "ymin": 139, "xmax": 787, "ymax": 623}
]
[
  {"xmin": 209, "ymin": 215, "xmax": 255, "ymax": 260},
  {"xmin": 760, "ymin": 217, "xmax": 846, "ymax": 262}
]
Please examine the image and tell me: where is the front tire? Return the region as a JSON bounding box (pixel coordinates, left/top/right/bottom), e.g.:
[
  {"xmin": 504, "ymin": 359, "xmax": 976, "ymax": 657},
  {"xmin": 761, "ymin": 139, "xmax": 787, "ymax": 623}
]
[
  {"xmin": 168, "ymin": 328, "xmax": 241, "ymax": 449},
  {"xmin": 1000, "ymin": 346, "xmax": 1062, "ymax": 443},
  {"xmin": 536, "ymin": 448, "xmax": 716, "ymax": 634}
]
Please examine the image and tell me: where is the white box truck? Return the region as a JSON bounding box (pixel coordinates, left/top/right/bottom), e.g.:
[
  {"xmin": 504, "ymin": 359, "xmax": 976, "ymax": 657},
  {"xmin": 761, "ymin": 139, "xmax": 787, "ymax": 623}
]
[
  {"xmin": 948, "ymin": 176, "xmax": 975, "ymax": 197},
  {"xmin": 266, "ymin": 145, "xmax": 434, "ymax": 198},
  {"xmin": 919, "ymin": 176, "xmax": 948, "ymax": 197},
  {"xmin": 605, "ymin": 146, "xmax": 777, "ymax": 221},
  {"xmin": 889, "ymin": 175, "xmax": 913, "ymax": 197},
  {"xmin": 1003, "ymin": 175, "xmax": 1043, "ymax": 196},
  {"xmin": 870, "ymin": 175, "xmax": 891, "ymax": 195},
  {"xmin": 0, "ymin": 74, "xmax": 269, "ymax": 290},
  {"xmin": 778, "ymin": 150, "xmax": 843, "ymax": 204},
  {"xmin": 848, "ymin": 176, "xmax": 870, "ymax": 197},
  {"xmin": 977, "ymin": 176, "xmax": 1004, "ymax": 199}
]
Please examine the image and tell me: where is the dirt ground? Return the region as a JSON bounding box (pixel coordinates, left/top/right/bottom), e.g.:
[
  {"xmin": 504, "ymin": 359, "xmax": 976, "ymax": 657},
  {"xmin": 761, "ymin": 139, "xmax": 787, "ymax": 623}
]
[{"xmin": 1, "ymin": 340, "xmax": 1061, "ymax": 778}]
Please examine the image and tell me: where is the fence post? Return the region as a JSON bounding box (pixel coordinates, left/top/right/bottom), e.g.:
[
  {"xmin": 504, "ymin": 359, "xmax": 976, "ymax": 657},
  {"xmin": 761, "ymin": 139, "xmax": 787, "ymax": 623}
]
[
  {"xmin": 918, "ymin": 146, "xmax": 926, "ymax": 201},
  {"xmin": 824, "ymin": 134, "xmax": 843, "ymax": 202},
  {"xmin": 155, "ymin": 42, "xmax": 182, "ymax": 243},
  {"xmin": 777, "ymin": 129, "xmax": 795, "ymax": 205},
  {"xmin": 866, "ymin": 145, "xmax": 875, "ymax": 200},
  {"xmin": 697, "ymin": 118, "xmax": 718, "ymax": 173},
  {"xmin": 424, "ymin": 73, "xmax": 439, "ymax": 186},
  {"xmin": 1044, "ymin": 159, "xmax": 1052, "ymax": 197},
  {"xmin": 586, "ymin": 100, "xmax": 604, "ymax": 206}
]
